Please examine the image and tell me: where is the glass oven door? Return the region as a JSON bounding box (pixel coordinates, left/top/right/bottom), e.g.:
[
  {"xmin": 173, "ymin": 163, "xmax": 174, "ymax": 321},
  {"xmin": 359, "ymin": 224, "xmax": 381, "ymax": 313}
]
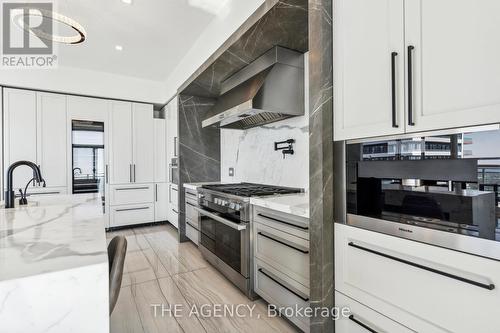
[{"xmin": 197, "ymin": 206, "xmax": 248, "ymax": 277}]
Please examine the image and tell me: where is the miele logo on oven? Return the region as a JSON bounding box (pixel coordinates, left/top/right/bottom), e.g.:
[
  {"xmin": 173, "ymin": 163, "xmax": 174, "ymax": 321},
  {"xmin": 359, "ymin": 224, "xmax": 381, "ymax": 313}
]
[{"xmin": 398, "ymin": 227, "xmax": 413, "ymax": 234}]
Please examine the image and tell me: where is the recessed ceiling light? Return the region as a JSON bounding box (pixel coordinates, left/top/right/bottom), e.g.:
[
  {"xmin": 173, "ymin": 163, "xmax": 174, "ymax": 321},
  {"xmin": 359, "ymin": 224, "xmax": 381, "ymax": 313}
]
[
  {"xmin": 121, "ymin": 0, "xmax": 133, "ymax": 4},
  {"xmin": 115, "ymin": 45, "xmax": 123, "ymax": 51},
  {"xmin": 13, "ymin": 7, "xmax": 86, "ymax": 44}
]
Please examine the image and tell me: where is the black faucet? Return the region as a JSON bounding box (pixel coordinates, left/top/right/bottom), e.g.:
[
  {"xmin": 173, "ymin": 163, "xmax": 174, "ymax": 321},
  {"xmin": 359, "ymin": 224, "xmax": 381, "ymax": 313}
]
[{"xmin": 5, "ymin": 161, "xmax": 45, "ymax": 208}]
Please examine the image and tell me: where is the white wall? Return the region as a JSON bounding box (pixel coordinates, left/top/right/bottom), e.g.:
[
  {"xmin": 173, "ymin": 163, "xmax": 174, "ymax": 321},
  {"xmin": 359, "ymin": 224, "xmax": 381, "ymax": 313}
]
[
  {"xmin": 220, "ymin": 53, "xmax": 309, "ymax": 190},
  {"xmin": 0, "ymin": 66, "xmax": 168, "ymax": 104},
  {"xmin": 164, "ymin": 0, "xmax": 266, "ymax": 100}
]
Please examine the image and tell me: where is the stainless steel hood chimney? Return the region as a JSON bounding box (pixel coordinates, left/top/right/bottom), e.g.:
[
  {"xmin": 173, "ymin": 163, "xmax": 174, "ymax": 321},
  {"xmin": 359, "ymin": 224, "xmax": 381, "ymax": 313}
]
[{"xmin": 202, "ymin": 46, "xmax": 304, "ymax": 130}]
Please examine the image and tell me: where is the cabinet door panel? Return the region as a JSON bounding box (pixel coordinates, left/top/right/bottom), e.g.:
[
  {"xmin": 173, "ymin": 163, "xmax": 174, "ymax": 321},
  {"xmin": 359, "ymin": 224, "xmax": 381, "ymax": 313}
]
[
  {"xmin": 405, "ymin": 0, "xmax": 500, "ymax": 132},
  {"xmin": 154, "ymin": 182, "xmax": 168, "ymax": 221},
  {"xmin": 153, "ymin": 119, "xmax": 167, "ymax": 183},
  {"xmin": 3, "ymin": 88, "xmax": 37, "ymax": 190},
  {"xmin": 167, "ymin": 98, "xmax": 178, "ymax": 160},
  {"xmin": 132, "ymin": 103, "xmax": 154, "ymax": 183},
  {"xmin": 37, "ymin": 93, "xmax": 67, "ymax": 188},
  {"xmin": 335, "ymin": 292, "xmax": 415, "ymax": 333},
  {"xmin": 334, "ymin": 0, "xmax": 405, "ymax": 140},
  {"xmin": 109, "ymin": 101, "xmax": 133, "ymax": 184}
]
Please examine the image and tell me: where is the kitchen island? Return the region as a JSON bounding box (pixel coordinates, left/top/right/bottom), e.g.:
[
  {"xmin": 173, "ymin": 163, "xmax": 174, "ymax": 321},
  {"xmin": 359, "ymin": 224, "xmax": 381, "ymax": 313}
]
[{"xmin": 0, "ymin": 194, "xmax": 109, "ymax": 333}]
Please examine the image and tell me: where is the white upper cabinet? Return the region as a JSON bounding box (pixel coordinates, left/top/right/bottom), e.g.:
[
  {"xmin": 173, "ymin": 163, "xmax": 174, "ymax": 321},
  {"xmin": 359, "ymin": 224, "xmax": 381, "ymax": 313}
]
[
  {"xmin": 334, "ymin": 0, "xmax": 500, "ymax": 141},
  {"xmin": 37, "ymin": 92, "xmax": 67, "ymax": 188},
  {"xmin": 153, "ymin": 119, "xmax": 167, "ymax": 183},
  {"xmin": 166, "ymin": 97, "xmax": 178, "ymax": 161},
  {"xmin": 334, "ymin": 0, "xmax": 405, "ymax": 141},
  {"xmin": 3, "ymin": 88, "xmax": 37, "ymax": 189},
  {"xmin": 108, "ymin": 101, "xmax": 154, "ymax": 185},
  {"xmin": 405, "ymin": 0, "xmax": 500, "ymax": 132},
  {"xmin": 109, "ymin": 101, "xmax": 133, "ymax": 184},
  {"xmin": 132, "ymin": 103, "xmax": 154, "ymax": 183}
]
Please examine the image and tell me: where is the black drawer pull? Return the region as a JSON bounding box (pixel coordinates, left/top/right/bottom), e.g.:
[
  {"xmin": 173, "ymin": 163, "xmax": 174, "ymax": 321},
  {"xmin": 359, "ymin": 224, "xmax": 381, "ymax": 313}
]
[
  {"xmin": 349, "ymin": 315, "xmax": 379, "ymax": 333},
  {"xmin": 257, "ymin": 213, "xmax": 308, "ymax": 230},
  {"xmin": 186, "ymin": 202, "xmax": 196, "ymax": 207},
  {"xmin": 407, "ymin": 45, "xmax": 415, "ymax": 126},
  {"xmin": 258, "ymin": 268, "xmax": 309, "ymax": 302},
  {"xmin": 391, "ymin": 51, "xmax": 398, "ymax": 128},
  {"xmin": 348, "ymin": 242, "xmax": 495, "ymax": 290},
  {"xmin": 258, "ymin": 232, "xmax": 309, "ymax": 254},
  {"xmin": 115, "ymin": 187, "xmax": 149, "ymax": 191},
  {"xmin": 115, "ymin": 206, "xmax": 149, "ymax": 212}
]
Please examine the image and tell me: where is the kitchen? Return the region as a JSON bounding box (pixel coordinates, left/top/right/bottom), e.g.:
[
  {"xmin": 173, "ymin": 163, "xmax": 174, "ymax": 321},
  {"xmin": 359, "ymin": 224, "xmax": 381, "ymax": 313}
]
[{"xmin": 0, "ymin": 0, "xmax": 500, "ymax": 333}]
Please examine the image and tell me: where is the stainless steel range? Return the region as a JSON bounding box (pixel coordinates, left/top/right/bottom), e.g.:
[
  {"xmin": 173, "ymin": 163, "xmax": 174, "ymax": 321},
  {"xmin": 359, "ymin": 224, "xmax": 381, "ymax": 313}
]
[{"xmin": 195, "ymin": 183, "xmax": 303, "ymax": 298}]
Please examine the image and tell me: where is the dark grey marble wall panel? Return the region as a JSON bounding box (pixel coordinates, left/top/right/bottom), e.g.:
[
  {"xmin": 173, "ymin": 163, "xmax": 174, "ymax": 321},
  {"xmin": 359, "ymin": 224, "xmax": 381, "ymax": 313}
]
[
  {"xmin": 308, "ymin": 0, "xmax": 334, "ymax": 332},
  {"xmin": 178, "ymin": 94, "xmax": 220, "ymax": 242},
  {"xmin": 180, "ymin": 0, "xmax": 308, "ymax": 100}
]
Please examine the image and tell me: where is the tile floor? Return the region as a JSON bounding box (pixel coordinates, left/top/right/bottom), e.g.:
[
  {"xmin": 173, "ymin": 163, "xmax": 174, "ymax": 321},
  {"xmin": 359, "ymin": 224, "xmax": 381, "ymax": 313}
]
[{"xmin": 106, "ymin": 224, "xmax": 299, "ymax": 333}]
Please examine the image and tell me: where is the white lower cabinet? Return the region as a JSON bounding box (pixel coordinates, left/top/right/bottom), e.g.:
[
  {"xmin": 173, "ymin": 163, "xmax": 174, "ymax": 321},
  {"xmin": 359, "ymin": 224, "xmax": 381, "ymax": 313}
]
[
  {"xmin": 335, "ymin": 223, "xmax": 500, "ymax": 333},
  {"xmin": 167, "ymin": 184, "xmax": 179, "ymax": 228},
  {"xmin": 154, "ymin": 183, "xmax": 168, "ymax": 222},
  {"xmin": 109, "ymin": 184, "xmax": 154, "ymax": 206},
  {"xmin": 335, "ymin": 292, "xmax": 413, "ymax": 333},
  {"xmin": 110, "ymin": 204, "xmax": 154, "ymax": 228}
]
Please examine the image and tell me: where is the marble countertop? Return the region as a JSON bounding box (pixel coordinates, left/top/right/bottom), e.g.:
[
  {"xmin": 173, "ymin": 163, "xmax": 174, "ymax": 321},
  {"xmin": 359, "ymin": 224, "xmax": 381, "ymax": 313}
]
[
  {"xmin": 183, "ymin": 182, "xmax": 221, "ymax": 191},
  {"xmin": 0, "ymin": 193, "xmax": 108, "ymax": 282},
  {"xmin": 250, "ymin": 193, "xmax": 309, "ymax": 219}
]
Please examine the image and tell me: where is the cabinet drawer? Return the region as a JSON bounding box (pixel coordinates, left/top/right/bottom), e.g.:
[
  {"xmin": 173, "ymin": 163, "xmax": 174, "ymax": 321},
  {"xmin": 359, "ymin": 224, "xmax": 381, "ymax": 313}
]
[
  {"xmin": 335, "ymin": 292, "xmax": 413, "ymax": 333},
  {"xmin": 110, "ymin": 204, "xmax": 154, "ymax": 228},
  {"xmin": 28, "ymin": 187, "xmax": 68, "ymax": 196},
  {"xmin": 186, "ymin": 221, "xmax": 199, "ymax": 245},
  {"xmin": 254, "ymin": 222, "xmax": 309, "ymax": 288},
  {"xmin": 253, "ymin": 206, "xmax": 309, "ymax": 240},
  {"xmin": 335, "ymin": 224, "xmax": 500, "ymax": 333},
  {"xmin": 185, "ymin": 201, "xmax": 199, "ymax": 228},
  {"xmin": 254, "ymin": 258, "xmax": 309, "ymax": 332},
  {"xmin": 110, "ymin": 184, "xmax": 154, "ymax": 205}
]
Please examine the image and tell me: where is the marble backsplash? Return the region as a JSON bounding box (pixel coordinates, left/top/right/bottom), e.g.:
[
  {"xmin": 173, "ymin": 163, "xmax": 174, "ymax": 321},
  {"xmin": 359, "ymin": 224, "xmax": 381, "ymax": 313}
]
[{"xmin": 220, "ymin": 110, "xmax": 309, "ymax": 190}]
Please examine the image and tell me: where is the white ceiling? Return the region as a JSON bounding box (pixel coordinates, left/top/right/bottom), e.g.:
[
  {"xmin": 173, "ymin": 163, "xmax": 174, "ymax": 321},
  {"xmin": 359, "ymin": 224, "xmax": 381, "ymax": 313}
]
[{"xmin": 54, "ymin": 0, "xmax": 228, "ymax": 82}]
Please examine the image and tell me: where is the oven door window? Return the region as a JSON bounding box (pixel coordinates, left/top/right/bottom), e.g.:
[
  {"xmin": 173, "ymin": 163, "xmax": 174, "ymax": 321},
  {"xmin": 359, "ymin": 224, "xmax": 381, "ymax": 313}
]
[{"xmin": 200, "ymin": 215, "xmax": 242, "ymax": 274}]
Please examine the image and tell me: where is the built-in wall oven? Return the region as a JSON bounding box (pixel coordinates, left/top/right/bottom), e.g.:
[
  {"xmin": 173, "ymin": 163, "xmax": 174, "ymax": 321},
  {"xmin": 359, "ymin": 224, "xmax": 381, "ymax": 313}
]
[{"xmin": 337, "ymin": 125, "xmax": 500, "ymax": 260}]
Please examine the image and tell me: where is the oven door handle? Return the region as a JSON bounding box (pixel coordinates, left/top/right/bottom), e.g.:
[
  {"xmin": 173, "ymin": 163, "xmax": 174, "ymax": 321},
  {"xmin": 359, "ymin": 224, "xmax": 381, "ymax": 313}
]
[{"xmin": 194, "ymin": 207, "xmax": 247, "ymax": 231}]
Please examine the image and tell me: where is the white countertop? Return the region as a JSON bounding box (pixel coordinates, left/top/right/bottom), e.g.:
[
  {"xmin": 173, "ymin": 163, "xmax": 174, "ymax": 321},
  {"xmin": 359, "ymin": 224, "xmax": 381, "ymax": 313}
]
[
  {"xmin": 183, "ymin": 182, "xmax": 221, "ymax": 190},
  {"xmin": 250, "ymin": 193, "xmax": 309, "ymax": 219},
  {"xmin": 0, "ymin": 193, "xmax": 108, "ymax": 282}
]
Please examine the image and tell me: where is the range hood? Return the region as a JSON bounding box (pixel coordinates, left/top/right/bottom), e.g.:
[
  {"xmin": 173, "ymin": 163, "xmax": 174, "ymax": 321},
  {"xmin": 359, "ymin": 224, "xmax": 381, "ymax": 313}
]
[{"xmin": 202, "ymin": 46, "xmax": 304, "ymax": 130}]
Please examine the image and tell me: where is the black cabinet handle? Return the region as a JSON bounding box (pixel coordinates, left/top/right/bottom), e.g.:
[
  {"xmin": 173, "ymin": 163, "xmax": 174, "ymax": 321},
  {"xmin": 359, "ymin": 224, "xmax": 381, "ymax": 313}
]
[
  {"xmin": 258, "ymin": 268, "xmax": 309, "ymax": 302},
  {"xmin": 258, "ymin": 231, "xmax": 309, "ymax": 254},
  {"xmin": 349, "ymin": 315, "xmax": 379, "ymax": 333},
  {"xmin": 407, "ymin": 45, "xmax": 415, "ymax": 126},
  {"xmin": 257, "ymin": 213, "xmax": 308, "ymax": 230},
  {"xmin": 348, "ymin": 242, "xmax": 495, "ymax": 290},
  {"xmin": 391, "ymin": 52, "xmax": 398, "ymax": 128}
]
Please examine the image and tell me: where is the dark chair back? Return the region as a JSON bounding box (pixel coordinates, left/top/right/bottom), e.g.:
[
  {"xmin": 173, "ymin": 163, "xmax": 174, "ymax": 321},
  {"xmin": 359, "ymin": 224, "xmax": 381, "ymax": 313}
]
[{"xmin": 108, "ymin": 236, "xmax": 127, "ymax": 314}]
